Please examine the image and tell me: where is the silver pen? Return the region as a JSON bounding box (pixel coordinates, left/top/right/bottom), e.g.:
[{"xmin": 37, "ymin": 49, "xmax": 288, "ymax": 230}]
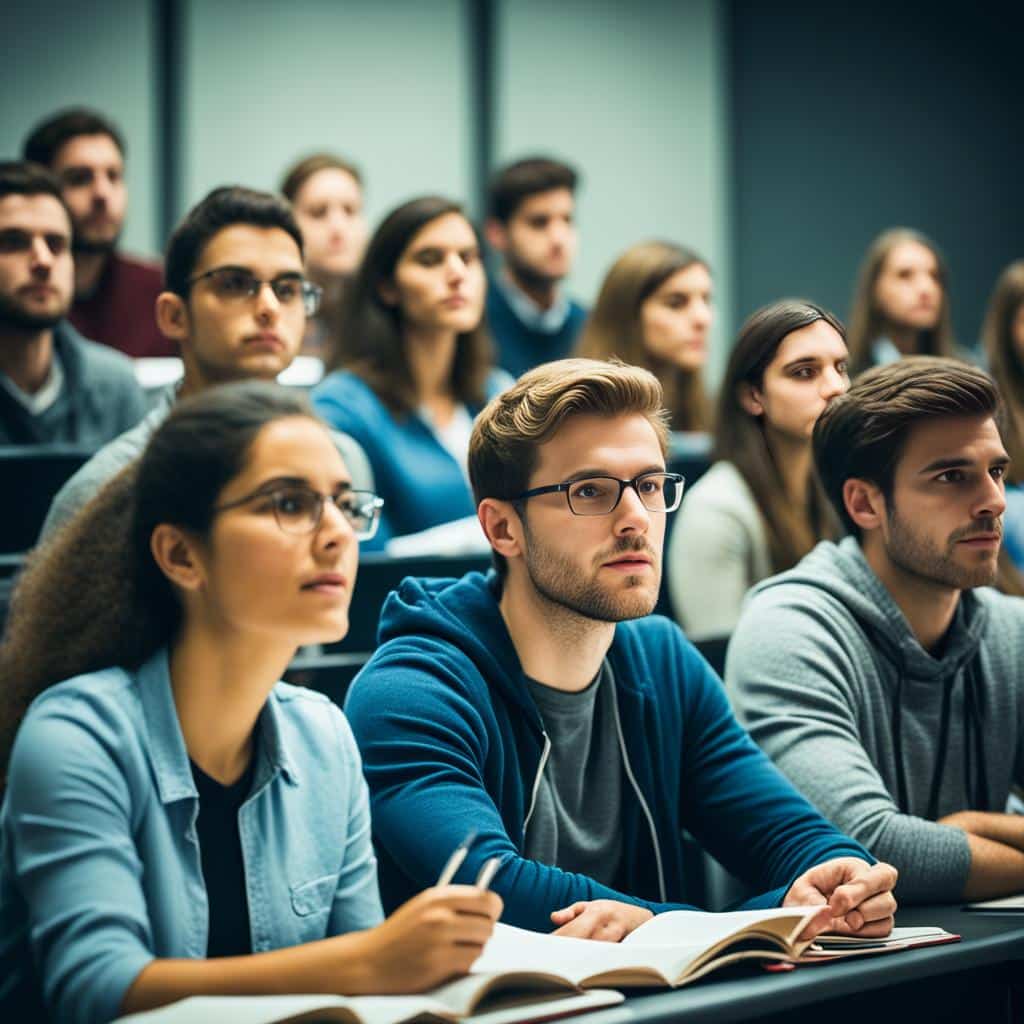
[{"xmin": 435, "ymin": 829, "xmax": 478, "ymax": 885}]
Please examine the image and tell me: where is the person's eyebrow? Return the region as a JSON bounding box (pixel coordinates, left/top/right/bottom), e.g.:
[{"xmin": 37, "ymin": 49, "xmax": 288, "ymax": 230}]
[
  {"xmin": 781, "ymin": 356, "xmax": 822, "ymax": 371},
  {"xmin": 564, "ymin": 464, "xmax": 666, "ymax": 482},
  {"xmin": 917, "ymin": 455, "xmax": 1009, "ymax": 475},
  {"xmin": 248, "ymin": 475, "xmax": 353, "ymax": 493}
]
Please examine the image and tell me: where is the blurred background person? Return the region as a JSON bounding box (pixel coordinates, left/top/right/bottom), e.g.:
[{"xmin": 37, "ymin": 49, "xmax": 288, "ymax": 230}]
[
  {"xmin": 313, "ymin": 195, "xmax": 509, "ymax": 553},
  {"xmin": 280, "ymin": 153, "xmax": 367, "ymax": 360},
  {"xmin": 846, "ymin": 228, "xmax": 956, "ymax": 377},
  {"xmin": 576, "ymin": 240, "xmax": 712, "ymax": 433},
  {"xmin": 668, "ymin": 300, "xmax": 847, "ymax": 640},
  {"xmin": 23, "ymin": 107, "xmax": 172, "ymax": 358},
  {"xmin": 484, "ymin": 157, "xmax": 585, "ymax": 378}
]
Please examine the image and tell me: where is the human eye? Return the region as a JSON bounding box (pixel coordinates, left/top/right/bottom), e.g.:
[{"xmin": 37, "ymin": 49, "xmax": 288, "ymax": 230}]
[
  {"xmin": 0, "ymin": 230, "xmax": 30, "ymax": 253},
  {"xmin": 415, "ymin": 248, "xmax": 443, "ymax": 267},
  {"xmin": 637, "ymin": 475, "xmax": 664, "ymax": 495},
  {"xmin": 61, "ymin": 168, "xmax": 92, "ymax": 188},
  {"xmin": 527, "ymin": 216, "xmax": 549, "ymax": 230},
  {"xmin": 45, "ymin": 234, "xmax": 69, "ymax": 256},
  {"xmin": 935, "ymin": 469, "xmax": 966, "ymax": 484},
  {"xmin": 308, "ymin": 203, "xmax": 328, "ymax": 219},
  {"xmin": 837, "ymin": 359, "xmax": 849, "ymax": 377},
  {"xmin": 214, "ymin": 268, "xmax": 255, "ymax": 297},
  {"xmin": 991, "ymin": 464, "xmax": 1008, "ymax": 481},
  {"xmin": 791, "ymin": 366, "xmax": 816, "ymax": 380},
  {"xmin": 271, "ymin": 275, "xmax": 303, "ymax": 302},
  {"xmin": 571, "ymin": 478, "xmax": 614, "ymax": 504},
  {"xmin": 274, "ymin": 487, "xmax": 316, "ymax": 520},
  {"xmin": 461, "ymin": 247, "xmax": 480, "ymax": 265}
]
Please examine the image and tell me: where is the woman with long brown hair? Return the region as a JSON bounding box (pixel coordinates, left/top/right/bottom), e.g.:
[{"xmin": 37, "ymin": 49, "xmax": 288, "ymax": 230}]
[
  {"xmin": 668, "ymin": 300, "xmax": 848, "ymax": 640},
  {"xmin": 576, "ymin": 240, "xmax": 712, "ymax": 432},
  {"xmin": 0, "ymin": 382, "xmax": 499, "ymax": 1023},
  {"xmin": 846, "ymin": 227, "xmax": 956, "ymax": 377},
  {"xmin": 312, "ymin": 196, "xmax": 509, "ymax": 552}
]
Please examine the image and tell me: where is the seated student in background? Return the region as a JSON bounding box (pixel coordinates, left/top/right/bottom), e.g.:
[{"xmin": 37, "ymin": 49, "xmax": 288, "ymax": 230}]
[
  {"xmin": 484, "ymin": 157, "xmax": 586, "ymax": 377},
  {"xmin": 23, "ymin": 107, "xmax": 173, "ymax": 358},
  {"xmin": 346, "ymin": 358, "xmax": 897, "ymax": 941},
  {"xmin": 575, "ymin": 241, "xmax": 712, "ymax": 433},
  {"xmin": 313, "ymin": 196, "xmax": 509, "ymax": 554},
  {"xmin": 983, "ymin": 260, "xmax": 1024, "ymax": 570},
  {"xmin": 0, "ymin": 161, "xmax": 146, "ymax": 446},
  {"xmin": 729, "ymin": 358, "xmax": 1024, "ymax": 904},
  {"xmin": 42, "ymin": 185, "xmax": 372, "ymax": 539},
  {"xmin": 280, "ymin": 152, "xmax": 367, "ymax": 359},
  {"xmin": 667, "ymin": 300, "xmax": 847, "ymax": 641},
  {"xmin": 847, "ymin": 228, "xmax": 957, "ymax": 377},
  {"xmin": 0, "ymin": 382, "xmax": 501, "ymax": 1024}
]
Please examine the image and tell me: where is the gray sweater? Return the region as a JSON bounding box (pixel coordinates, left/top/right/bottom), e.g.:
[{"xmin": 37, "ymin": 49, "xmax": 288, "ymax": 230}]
[{"xmin": 727, "ymin": 537, "xmax": 1024, "ymax": 903}]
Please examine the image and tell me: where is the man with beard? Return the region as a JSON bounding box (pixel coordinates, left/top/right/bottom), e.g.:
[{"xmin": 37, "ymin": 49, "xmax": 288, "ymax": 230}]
[
  {"xmin": 729, "ymin": 357, "xmax": 1024, "ymax": 904},
  {"xmin": 484, "ymin": 158, "xmax": 586, "ymax": 378},
  {"xmin": 0, "ymin": 162, "xmax": 146, "ymax": 445},
  {"xmin": 346, "ymin": 358, "xmax": 897, "ymax": 940},
  {"xmin": 23, "ymin": 108, "xmax": 173, "ymax": 358}
]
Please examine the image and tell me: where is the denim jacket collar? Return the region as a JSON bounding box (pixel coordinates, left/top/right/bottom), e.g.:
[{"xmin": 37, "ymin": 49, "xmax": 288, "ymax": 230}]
[{"xmin": 137, "ymin": 649, "xmax": 301, "ymax": 805}]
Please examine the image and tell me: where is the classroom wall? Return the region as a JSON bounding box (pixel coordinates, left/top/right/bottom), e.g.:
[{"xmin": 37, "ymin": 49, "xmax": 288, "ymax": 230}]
[
  {"xmin": 493, "ymin": 0, "xmax": 734, "ymax": 377},
  {"xmin": 0, "ymin": 0, "xmax": 160, "ymax": 257},
  {"xmin": 729, "ymin": 0, "xmax": 1024, "ymax": 349}
]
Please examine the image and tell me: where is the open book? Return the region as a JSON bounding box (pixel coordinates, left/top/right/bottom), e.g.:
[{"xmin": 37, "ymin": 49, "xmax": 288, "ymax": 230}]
[
  {"xmin": 471, "ymin": 907, "xmax": 960, "ymax": 988},
  {"xmin": 114, "ymin": 976, "xmax": 624, "ymax": 1024}
]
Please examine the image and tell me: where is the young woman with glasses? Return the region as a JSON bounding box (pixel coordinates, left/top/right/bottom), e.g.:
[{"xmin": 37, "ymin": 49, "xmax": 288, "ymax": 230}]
[
  {"xmin": 667, "ymin": 300, "xmax": 849, "ymax": 641},
  {"xmin": 0, "ymin": 382, "xmax": 500, "ymax": 1023},
  {"xmin": 312, "ymin": 196, "xmax": 510, "ymax": 554}
]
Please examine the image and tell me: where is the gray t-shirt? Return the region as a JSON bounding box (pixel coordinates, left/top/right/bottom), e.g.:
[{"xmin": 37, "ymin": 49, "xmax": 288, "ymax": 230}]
[{"xmin": 523, "ymin": 661, "xmax": 623, "ymax": 887}]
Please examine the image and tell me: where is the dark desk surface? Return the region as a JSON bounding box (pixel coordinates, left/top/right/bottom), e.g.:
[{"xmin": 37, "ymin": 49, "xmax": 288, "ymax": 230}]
[{"xmin": 573, "ymin": 906, "xmax": 1024, "ymax": 1024}]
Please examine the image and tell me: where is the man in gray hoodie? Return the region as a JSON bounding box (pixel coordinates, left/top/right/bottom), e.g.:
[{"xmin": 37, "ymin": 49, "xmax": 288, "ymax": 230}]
[{"xmin": 729, "ymin": 356, "xmax": 1024, "ymax": 904}]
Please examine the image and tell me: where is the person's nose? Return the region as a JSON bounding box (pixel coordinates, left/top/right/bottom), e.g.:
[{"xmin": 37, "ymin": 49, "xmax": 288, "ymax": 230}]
[
  {"xmin": 29, "ymin": 236, "xmax": 53, "ymax": 275},
  {"xmin": 445, "ymin": 252, "xmax": 468, "ymax": 284},
  {"xmin": 691, "ymin": 297, "xmax": 712, "ymax": 330},
  {"xmin": 820, "ymin": 366, "xmax": 846, "ymax": 402},
  {"xmin": 315, "ymin": 494, "xmax": 357, "ymax": 554},
  {"xmin": 254, "ymin": 281, "xmax": 282, "ymax": 322},
  {"xmin": 973, "ymin": 472, "xmax": 1007, "ymax": 521},
  {"xmin": 613, "ymin": 482, "xmax": 651, "ymax": 536}
]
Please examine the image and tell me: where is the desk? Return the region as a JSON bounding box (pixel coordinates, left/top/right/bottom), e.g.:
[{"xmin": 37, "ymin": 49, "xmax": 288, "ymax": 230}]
[{"xmin": 575, "ymin": 906, "xmax": 1023, "ymax": 1024}]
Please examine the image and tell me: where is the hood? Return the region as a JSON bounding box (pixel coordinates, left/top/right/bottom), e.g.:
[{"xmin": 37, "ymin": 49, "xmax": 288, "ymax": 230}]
[
  {"xmin": 376, "ymin": 570, "xmax": 540, "ymax": 720},
  {"xmin": 749, "ymin": 537, "xmax": 989, "ymax": 684}
]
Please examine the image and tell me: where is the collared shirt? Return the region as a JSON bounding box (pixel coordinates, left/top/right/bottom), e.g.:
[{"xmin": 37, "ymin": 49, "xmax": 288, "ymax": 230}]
[
  {"xmin": 495, "ymin": 273, "xmax": 572, "ymax": 334},
  {"xmin": 0, "ymin": 650, "xmax": 383, "ymax": 1024}
]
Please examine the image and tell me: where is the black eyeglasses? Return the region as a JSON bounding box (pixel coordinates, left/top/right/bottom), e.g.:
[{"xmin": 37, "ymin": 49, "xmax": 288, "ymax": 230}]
[
  {"xmin": 187, "ymin": 266, "xmax": 322, "ymax": 316},
  {"xmin": 515, "ymin": 472, "xmax": 685, "ymax": 517},
  {"xmin": 214, "ymin": 483, "xmax": 384, "ymax": 539}
]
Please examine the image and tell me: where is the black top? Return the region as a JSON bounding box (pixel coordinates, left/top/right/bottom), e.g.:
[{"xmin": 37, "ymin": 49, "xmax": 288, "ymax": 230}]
[{"xmin": 190, "ymin": 745, "xmax": 257, "ymax": 958}]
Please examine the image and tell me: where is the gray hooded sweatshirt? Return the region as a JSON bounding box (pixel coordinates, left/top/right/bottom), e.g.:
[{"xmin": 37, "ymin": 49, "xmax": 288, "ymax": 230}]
[{"xmin": 727, "ymin": 537, "xmax": 1024, "ymax": 903}]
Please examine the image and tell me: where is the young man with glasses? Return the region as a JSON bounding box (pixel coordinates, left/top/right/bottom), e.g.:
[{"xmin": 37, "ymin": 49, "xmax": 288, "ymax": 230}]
[
  {"xmin": 346, "ymin": 358, "xmax": 897, "ymax": 941},
  {"xmin": 42, "ymin": 186, "xmax": 372, "ymax": 538}
]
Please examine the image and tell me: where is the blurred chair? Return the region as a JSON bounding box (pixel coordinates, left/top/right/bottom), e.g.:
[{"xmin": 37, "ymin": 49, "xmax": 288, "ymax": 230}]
[
  {"xmin": 0, "ymin": 446, "xmax": 96, "ymax": 554},
  {"xmin": 284, "ymin": 650, "xmax": 371, "ymax": 708},
  {"xmin": 693, "ymin": 634, "xmax": 730, "ymax": 678}
]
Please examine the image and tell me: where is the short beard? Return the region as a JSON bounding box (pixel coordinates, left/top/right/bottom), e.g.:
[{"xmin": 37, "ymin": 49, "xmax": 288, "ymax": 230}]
[
  {"xmin": 521, "ymin": 516, "xmax": 659, "ymax": 623},
  {"xmin": 0, "ymin": 292, "xmax": 64, "ymax": 332},
  {"xmin": 886, "ymin": 505, "xmax": 1000, "ymax": 590},
  {"xmin": 506, "ymin": 251, "xmax": 563, "ymax": 294},
  {"xmin": 72, "ymin": 234, "xmax": 119, "ymax": 256}
]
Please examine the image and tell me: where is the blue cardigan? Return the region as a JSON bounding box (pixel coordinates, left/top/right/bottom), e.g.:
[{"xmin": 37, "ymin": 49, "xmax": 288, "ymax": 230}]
[
  {"xmin": 311, "ymin": 370, "xmax": 505, "ymax": 551},
  {"xmin": 345, "ymin": 572, "xmax": 873, "ymax": 932}
]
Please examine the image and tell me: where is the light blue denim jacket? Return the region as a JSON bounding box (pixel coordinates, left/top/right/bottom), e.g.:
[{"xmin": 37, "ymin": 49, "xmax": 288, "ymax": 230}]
[{"xmin": 0, "ymin": 650, "xmax": 384, "ymax": 1024}]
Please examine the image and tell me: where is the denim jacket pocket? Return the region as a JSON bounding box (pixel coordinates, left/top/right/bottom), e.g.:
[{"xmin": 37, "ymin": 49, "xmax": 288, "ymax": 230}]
[{"xmin": 290, "ymin": 873, "xmax": 338, "ymax": 917}]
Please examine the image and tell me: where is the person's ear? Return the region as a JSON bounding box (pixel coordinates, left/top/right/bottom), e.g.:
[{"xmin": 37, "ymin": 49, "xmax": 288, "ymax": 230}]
[
  {"xmin": 149, "ymin": 523, "xmax": 207, "ymax": 592},
  {"xmin": 484, "ymin": 218, "xmax": 509, "ymax": 254},
  {"xmin": 739, "ymin": 382, "xmax": 764, "ymax": 417},
  {"xmin": 478, "ymin": 498, "xmax": 524, "ymax": 563},
  {"xmin": 843, "ymin": 478, "xmax": 886, "ymax": 533},
  {"xmin": 156, "ymin": 291, "xmax": 190, "ymax": 343}
]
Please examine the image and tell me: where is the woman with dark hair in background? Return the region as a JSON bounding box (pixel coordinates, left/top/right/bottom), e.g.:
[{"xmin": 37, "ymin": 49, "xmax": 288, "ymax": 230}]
[
  {"xmin": 846, "ymin": 227, "xmax": 956, "ymax": 377},
  {"xmin": 312, "ymin": 196, "xmax": 509, "ymax": 553},
  {"xmin": 668, "ymin": 300, "xmax": 848, "ymax": 640},
  {"xmin": 576, "ymin": 240, "xmax": 712, "ymax": 432},
  {"xmin": 0, "ymin": 382, "xmax": 500, "ymax": 1024},
  {"xmin": 281, "ymin": 153, "xmax": 367, "ymax": 359},
  {"xmin": 983, "ymin": 260, "xmax": 1024, "ymax": 571}
]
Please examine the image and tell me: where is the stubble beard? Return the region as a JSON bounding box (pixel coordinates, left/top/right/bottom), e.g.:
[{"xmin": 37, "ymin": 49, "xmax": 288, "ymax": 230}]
[
  {"xmin": 886, "ymin": 507, "xmax": 1000, "ymax": 590},
  {"xmin": 0, "ymin": 291, "xmax": 64, "ymax": 331}
]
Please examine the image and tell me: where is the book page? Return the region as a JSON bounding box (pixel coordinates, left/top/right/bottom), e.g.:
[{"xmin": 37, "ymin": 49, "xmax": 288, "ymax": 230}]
[
  {"xmin": 622, "ymin": 907, "xmax": 819, "ymax": 950},
  {"xmin": 812, "ymin": 926, "xmax": 948, "ymax": 949}
]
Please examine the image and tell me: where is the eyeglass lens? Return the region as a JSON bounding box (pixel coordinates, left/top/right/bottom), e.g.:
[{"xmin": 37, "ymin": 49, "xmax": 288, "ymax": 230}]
[
  {"xmin": 566, "ymin": 474, "xmax": 682, "ymax": 516},
  {"xmin": 205, "ymin": 268, "xmax": 319, "ymax": 314},
  {"xmin": 270, "ymin": 487, "xmax": 380, "ymax": 538}
]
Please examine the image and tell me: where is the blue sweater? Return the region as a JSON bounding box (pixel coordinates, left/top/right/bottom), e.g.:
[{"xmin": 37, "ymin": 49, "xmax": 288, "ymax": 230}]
[
  {"xmin": 345, "ymin": 572, "xmax": 872, "ymax": 931},
  {"xmin": 311, "ymin": 371, "xmax": 504, "ymax": 551},
  {"xmin": 486, "ymin": 283, "xmax": 587, "ymax": 379}
]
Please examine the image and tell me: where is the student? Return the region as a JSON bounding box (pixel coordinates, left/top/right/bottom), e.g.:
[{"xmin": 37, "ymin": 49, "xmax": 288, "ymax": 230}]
[
  {"xmin": 0, "ymin": 161, "xmax": 146, "ymax": 446},
  {"xmin": 484, "ymin": 158, "xmax": 586, "ymax": 378},
  {"xmin": 280, "ymin": 153, "xmax": 367, "ymax": 359},
  {"xmin": 42, "ymin": 185, "xmax": 372, "ymax": 539},
  {"xmin": 313, "ymin": 196, "xmax": 508, "ymax": 553},
  {"xmin": 982, "ymin": 260, "xmax": 1024, "ymax": 569},
  {"xmin": 0, "ymin": 382, "xmax": 501, "ymax": 1024},
  {"xmin": 847, "ymin": 228, "xmax": 956, "ymax": 376},
  {"xmin": 576, "ymin": 241, "xmax": 712, "ymax": 432},
  {"xmin": 345, "ymin": 358, "xmax": 897, "ymax": 941},
  {"xmin": 23, "ymin": 107, "xmax": 173, "ymax": 358},
  {"xmin": 667, "ymin": 300, "xmax": 847, "ymax": 641},
  {"xmin": 728, "ymin": 358, "xmax": 1024, "ymax": 903}
]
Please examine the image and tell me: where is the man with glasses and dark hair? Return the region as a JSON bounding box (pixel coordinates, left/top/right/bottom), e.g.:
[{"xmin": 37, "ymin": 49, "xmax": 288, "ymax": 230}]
[
  {"xmin": 346, "ymin": 358, "xmax": 897, "ymax": 941},
  {"xmin": 0, "ymin": 160, "xmax": 146, "ymax": 445},
  {"xmin": 42, "ymin": 186, "xmax": 371, "ymax": 537},
  {"xmin": 23, "ymin": 107, "xmax": 173, "ymax": 358}
]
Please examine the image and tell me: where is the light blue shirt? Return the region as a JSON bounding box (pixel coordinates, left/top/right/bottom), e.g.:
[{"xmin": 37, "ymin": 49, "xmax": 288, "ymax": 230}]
[
  {"xmin": 495, "ymin": 273, "xmax": 572, "ymax": 334},
  {"xmin": 0, "ymin": 650, "xmax": 383, "ymax": 1024}
]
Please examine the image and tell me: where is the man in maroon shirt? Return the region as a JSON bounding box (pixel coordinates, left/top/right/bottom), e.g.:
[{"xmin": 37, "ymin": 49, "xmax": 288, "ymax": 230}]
[{"xmin": 23, "ymin": 108, "xmax": 173, "ymax": 358}]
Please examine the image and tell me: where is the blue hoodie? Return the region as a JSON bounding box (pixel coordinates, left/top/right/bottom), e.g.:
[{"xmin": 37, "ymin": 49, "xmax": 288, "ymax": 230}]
[{"xmin": 345, "ymin": 572, "xmax": 872, "ymax": 931}]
